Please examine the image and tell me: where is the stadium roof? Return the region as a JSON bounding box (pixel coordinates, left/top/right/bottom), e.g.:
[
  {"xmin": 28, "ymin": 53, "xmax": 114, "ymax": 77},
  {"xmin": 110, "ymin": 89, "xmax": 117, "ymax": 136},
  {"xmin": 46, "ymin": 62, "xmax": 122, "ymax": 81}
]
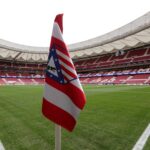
[{"xmin": 0, "ymin": 12, "xmax": 150, "ymax": 62}]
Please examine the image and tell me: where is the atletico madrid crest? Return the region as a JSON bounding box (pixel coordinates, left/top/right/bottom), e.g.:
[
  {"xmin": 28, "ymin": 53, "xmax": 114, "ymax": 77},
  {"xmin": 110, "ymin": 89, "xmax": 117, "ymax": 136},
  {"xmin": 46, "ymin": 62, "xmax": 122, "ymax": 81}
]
[{"xmin": 46, "ymin": 46, "xmax": 65, "ymax": 84}]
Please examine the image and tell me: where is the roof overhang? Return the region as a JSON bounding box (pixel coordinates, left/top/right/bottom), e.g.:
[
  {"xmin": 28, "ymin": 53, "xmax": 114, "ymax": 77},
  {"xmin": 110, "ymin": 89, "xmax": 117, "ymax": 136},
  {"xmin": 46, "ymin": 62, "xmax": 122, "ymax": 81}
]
[{"xmin": 0, "ymin": 12, "xmax": 150, "ymax": 62}]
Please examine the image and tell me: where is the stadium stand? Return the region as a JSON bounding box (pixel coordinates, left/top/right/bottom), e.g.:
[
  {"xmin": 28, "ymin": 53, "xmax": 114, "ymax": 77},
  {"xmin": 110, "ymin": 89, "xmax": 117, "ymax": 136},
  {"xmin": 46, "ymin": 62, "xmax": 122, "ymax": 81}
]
[{"xmin": 0, "ymin": 12, "xmax": 150, "ymax": 85}]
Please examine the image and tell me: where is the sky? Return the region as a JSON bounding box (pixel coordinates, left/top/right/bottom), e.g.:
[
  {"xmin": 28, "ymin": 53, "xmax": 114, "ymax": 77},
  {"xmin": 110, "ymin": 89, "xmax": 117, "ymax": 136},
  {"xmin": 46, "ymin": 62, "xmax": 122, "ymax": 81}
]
[{"xmin": 0, "ymin": 0, "xmax": 149, "ymax": 47}]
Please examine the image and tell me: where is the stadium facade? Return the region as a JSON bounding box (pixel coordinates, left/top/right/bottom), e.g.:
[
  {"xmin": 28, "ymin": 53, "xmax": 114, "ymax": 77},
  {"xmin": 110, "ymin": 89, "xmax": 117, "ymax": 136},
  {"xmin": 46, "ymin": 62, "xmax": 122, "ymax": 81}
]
[{"xmin": 0, "ymin": 12, "xmax": 150, "ymax": 85}]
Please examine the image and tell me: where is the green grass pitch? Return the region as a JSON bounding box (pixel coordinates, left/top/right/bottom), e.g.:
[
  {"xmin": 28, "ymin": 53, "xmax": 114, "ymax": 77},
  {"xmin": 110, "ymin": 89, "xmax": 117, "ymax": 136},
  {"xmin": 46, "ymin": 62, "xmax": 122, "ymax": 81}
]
[{"xmin": 0, "ymin": 85, "xmax": 150, "ymax": 150}]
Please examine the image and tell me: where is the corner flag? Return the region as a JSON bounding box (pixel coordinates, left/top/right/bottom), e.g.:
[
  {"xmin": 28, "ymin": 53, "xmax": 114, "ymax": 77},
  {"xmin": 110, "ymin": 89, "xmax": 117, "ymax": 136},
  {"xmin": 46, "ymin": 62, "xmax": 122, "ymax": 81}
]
[{"xmin": 42, "ymin": 14, "xmax": 86, "ymax": 132}]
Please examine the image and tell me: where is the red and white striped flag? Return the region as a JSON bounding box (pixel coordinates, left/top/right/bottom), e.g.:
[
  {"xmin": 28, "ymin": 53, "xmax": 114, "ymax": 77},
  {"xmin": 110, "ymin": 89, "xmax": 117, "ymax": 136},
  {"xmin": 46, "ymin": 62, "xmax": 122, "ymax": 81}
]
[{"xmin": 42, "ymin": 14, "xmax": 86, "ymax": 132}]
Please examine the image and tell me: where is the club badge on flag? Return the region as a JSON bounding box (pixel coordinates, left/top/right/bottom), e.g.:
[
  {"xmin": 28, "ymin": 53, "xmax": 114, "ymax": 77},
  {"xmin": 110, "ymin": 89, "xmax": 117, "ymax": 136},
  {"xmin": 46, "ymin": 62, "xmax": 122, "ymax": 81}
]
[{"xmin": 42, "ymin": 14, "xmax": 86, "ymax": 132}]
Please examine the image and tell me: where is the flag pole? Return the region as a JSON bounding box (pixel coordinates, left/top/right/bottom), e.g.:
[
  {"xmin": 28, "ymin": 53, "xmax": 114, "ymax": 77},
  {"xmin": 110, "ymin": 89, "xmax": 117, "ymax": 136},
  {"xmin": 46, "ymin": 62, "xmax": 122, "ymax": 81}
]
[{"xmin": 55, "ymin": 124, "xmax": 61, "ymax": 150}]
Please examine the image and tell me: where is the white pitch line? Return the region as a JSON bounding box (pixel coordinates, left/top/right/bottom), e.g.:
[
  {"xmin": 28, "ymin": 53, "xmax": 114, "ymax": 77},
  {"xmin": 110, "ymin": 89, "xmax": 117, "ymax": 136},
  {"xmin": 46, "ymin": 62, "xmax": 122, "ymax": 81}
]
[
  {"xmin": 0, "ymin": 141, "xmax": 5, "ymax": 150},
  {"xmin": 132, "ymin": 123, "xmax": 150, "ymax": 150}
]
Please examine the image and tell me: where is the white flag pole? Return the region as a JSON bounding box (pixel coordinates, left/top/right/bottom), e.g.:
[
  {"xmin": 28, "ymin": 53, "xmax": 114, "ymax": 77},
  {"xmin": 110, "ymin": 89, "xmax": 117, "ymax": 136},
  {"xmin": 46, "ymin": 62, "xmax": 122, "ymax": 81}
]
[{"xmin": 55, "ymin": 124, "xmax": 61, "ymax": 150}]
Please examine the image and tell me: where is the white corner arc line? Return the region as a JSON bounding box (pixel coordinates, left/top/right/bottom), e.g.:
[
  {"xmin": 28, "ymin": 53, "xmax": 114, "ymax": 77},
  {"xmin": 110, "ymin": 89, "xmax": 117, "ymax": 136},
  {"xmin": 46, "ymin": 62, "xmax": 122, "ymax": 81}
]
[
  {"xmin": 0, "ymin": 141, "xmax": 5, "ymax": 150},
  {"xmin": 132, "ymin": 123, "xmax": 150, "ymax": 150}
]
